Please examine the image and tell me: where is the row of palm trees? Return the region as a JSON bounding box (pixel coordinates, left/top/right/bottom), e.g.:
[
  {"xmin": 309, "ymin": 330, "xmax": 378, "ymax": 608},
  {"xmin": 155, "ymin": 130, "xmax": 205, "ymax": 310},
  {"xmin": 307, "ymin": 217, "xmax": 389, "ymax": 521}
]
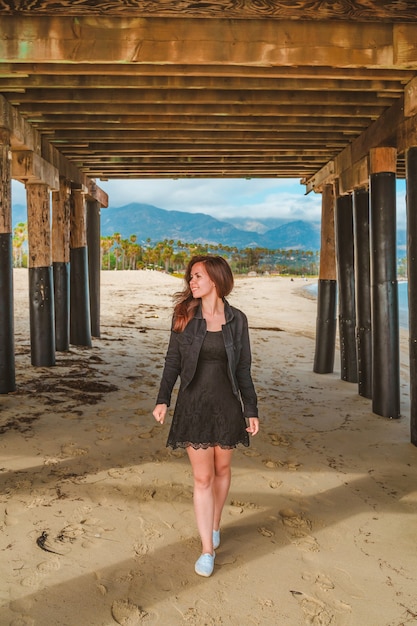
[
  {"xmin": 12, "ymin": 223, "xmax": 320, "ymax": 275},
  {"xmin": 99, "ymin": 234, "xmax": 320, "ymax": 275}
]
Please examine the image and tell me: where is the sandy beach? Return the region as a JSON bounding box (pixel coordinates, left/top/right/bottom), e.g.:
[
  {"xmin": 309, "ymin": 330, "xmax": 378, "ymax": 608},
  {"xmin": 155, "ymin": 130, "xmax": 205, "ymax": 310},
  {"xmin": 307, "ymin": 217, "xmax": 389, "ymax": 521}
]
[{"xmin": 1, "ymin": 268, "xmax": 416, "ymax": 626}]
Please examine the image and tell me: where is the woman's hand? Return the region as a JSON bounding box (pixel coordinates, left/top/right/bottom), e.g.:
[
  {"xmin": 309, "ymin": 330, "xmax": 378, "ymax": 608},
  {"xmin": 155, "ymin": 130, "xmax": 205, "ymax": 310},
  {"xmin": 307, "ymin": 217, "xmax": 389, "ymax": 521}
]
[
  {"xmin": 153, "ymin": 403, "xmax": 167, "ymax": 424},
  {"xmin": 246, "ymin": 417, "xmax": 259, "ymax": 436}
]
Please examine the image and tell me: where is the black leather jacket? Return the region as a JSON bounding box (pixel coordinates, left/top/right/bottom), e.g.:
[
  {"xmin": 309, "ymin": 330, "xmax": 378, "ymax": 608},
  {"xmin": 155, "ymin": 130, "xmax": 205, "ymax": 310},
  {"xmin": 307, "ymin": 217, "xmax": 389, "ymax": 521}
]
[{"xmin": 156, "ymin": 300, "xmax": 258, "ymax": 418}]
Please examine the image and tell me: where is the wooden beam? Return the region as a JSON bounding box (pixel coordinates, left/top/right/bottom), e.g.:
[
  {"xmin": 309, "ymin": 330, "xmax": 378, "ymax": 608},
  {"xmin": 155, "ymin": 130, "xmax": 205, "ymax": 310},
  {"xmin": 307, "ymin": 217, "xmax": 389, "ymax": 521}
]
[
  {"xmin": 405, "ymin": 76, "xmax": 417, "ymax": 117},
  {"xmin": 0, "ymin": 62, "xmax": 413, "ymax": 82},
  {"xmin": 16, "ymin": 102, "xmax": 390, "ymax": 118},
  {"xmin": 303, "ymin": 161, "xmax": 335, "ymax": 194},
  {"xmin": 6, "ymin": 88, "xmax": 395, "ymax": 108},
  {"xmin": 50, "ymin": 130, "xmax": 352, "ymax": 143},
  {"xmin": 1, "ymin": 0, "xmax": 416, "ymax": 22},
  {"xmin": 0, "ymin": 96, "xmax": 39, "ymax": 152},
  {"xmin": 12, "ymin": 151, "xmax": 59, "ymax": 190},
  {"xmin": 306, "ymin": 89, "xmax": 416, "ymax": 194},
  {"xmin": 349, "ymin": 98, "xmax": 403, "ymax": 163},
  {"xmin": 0, "ymin": 74, "xmax": 407, "ymax": 94},
  {"xmin": 1, "ymin": 95, "xmax": 107, "ymax": 204},
  {"xmin": 339, "ymin": 156, "xmax": 369, "ymax": 196},
  {"xmin": 397, "ymin": 113, "xmax": 417, "ymax": 152},
  {"xmin": 1, "ymin": 18, "xmax": 416, "ymax": 69},
  {"xmin": 305, "ymin": 99, "xmax": 404, "ymax": 192},
  {"xmin": 86, "ymin": 179, "xmax": 108, "ymax": 208},
  {"xmin": 34, "ymin": 115, "xmax": 370, "ymax": 130},
  {"xmin": 61, "ymin": 145, "xmax": 335, "ymax": 155}
]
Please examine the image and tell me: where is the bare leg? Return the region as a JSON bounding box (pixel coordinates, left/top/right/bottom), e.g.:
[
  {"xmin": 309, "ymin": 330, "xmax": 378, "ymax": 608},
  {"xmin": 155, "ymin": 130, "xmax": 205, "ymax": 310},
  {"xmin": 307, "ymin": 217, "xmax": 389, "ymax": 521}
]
[
  {"xmin": 187, "ymin": 446, "xmax": 233, "ymax": 554},
  {"xmin": 187, "ymin": 446, "xmax": 215, "ymax": 554},
  {"xmin": 213, "ymin": 447, "xmax": 233, "ymax": 531}
]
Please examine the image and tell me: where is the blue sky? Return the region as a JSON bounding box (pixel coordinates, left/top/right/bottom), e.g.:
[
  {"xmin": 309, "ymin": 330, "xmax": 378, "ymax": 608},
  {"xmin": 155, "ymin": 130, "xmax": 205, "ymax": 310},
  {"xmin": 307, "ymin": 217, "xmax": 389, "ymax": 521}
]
[{"xmin": 12, "ymin": 177, "xmax": 407, "ymax": 227}]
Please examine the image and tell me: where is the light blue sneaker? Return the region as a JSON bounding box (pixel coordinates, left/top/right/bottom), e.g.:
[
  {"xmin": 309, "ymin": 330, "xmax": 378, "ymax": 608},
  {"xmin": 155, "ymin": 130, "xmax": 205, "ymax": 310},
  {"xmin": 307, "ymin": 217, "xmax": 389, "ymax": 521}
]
[
  {"xmin": 195, "ymin": 552, "xmax": 215, "ymax": 577},
  {"xmin": 213, "ymin": 529, "xmax": 221, "ymax": 550}
]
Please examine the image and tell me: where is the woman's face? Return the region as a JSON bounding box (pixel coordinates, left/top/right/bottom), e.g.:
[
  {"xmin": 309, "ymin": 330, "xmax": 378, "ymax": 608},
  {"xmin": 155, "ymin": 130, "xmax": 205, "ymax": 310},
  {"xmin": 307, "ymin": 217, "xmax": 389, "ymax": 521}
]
[{"xmin": 189, "ymin": 262, "xmax": 217, "ymax": 299}]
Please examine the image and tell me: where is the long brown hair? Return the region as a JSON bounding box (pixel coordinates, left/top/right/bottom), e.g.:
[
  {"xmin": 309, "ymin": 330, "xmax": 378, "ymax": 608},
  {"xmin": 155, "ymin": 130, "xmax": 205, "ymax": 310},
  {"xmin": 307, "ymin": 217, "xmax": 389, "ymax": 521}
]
[{"xmin": 172, "ymin": 255, "xmax": 234, "ymax": 332}]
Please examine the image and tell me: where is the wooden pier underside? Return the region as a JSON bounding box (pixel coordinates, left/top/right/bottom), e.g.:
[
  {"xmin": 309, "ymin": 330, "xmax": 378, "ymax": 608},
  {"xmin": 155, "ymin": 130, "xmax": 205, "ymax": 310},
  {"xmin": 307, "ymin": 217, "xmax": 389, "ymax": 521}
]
[
  {"xmin": 1, "ymin": 1, "xmax": 417, "ymax": 440},
  {"xmin": 0, "ymin": 2, "xmax": 417, "ymax": 182}
]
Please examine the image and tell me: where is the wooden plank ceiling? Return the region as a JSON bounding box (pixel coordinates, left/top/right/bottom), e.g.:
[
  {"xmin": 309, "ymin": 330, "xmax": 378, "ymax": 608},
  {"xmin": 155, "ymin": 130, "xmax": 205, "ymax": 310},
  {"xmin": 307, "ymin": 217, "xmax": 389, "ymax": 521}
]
[{"xmin": 1, "ymin": 1, "xmax": 417, "ymax": 187}]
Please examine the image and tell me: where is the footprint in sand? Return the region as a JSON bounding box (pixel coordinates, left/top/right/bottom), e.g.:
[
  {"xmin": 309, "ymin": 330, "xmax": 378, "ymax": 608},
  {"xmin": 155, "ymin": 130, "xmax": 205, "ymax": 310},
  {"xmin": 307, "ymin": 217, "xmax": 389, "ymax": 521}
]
[
  {"xmin": 263, "ymin": 459, "xmax": 280, "ymax": 469},
  {"xmin": 230, "ymin": 499, "xmax": 260, "ymax": 511},
  {"xmin": 37, "ymin": 558, "xmax": 61, "ymax": 574},
  {"xmin": 107, "ymin": 467, "xmax": 129, "ymax": 479},
  {"xmin": 20, "ymin": 571, "xmax": 43, "ymax": 589},
  {"xmin": 9, "ymin": 598, "xmax": 33, "ymax": 615},
  {"xmin": 268, "ymin": 432, "xmax": 291, "ymax": 447},
  {"xmin": 20, "ymin": 556, "xmax": 61, "ymax": 590},
  {"xmin": 242, "ymin": 448, "xmax": 261, "ymax": 457},
  {"xmin": 267, "ymin": 479, "xmax": 283, "ymax": 489},
  {"xmin": 291, "ymin": 576, "xmax": 352, "ymax": 625},
  {"xmin": 60, "ymin": 442, "xmax": 89, "ymax": 457},
  {"xmin": 111, "ymin": 599, "xmax": 148, "ymax": 625},
  {"xmin": 96, "ymin": 424, "xmax": 112, "ymax": 434},
  {"xmin": 133, "ymin": 541, "xmax": 150, "ymax": 557},
  {"xmin": 290, "ymin": 590, "xmax": 335, "ymax": 625},
  {"xmin": 263, "ymin": 458, "xmax": 301, "ymax": 471},
  {"xmin": 279, "ymin": 508, "xmax": 320, "ymax": 552}
]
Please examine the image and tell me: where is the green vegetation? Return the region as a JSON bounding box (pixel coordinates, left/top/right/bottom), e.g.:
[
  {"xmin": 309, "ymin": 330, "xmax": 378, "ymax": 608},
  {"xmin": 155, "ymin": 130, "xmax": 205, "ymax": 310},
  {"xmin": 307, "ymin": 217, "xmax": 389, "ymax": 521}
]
[
  {"xmin": 398, "ymin": 256, "xmax": 407, "ymax": 279},
  {"xmin": 99, "ymin": 234, "xmax": 320, "ymax": 276},
  {"xmin": 12, "ymin": 222, "xmax": 28, "ymax": 268}
]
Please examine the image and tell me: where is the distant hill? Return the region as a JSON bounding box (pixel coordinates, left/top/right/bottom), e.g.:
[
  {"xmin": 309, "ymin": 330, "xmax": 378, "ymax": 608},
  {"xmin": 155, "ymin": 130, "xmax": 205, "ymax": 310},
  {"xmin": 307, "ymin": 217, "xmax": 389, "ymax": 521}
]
[
  {"xmin": 227, "ymin": 216, "xmax": 289, "ymax": 234},
  {"xmin": 100, "ymin": 203, "xmax": 321, "ymax": 250},
  {"xmin": 262, "ymin": 220, "xmax": 321, "ymax": 250},
  {"xmin": 100, "ymin": 203, "xmax": 260, "ymax": 248}
]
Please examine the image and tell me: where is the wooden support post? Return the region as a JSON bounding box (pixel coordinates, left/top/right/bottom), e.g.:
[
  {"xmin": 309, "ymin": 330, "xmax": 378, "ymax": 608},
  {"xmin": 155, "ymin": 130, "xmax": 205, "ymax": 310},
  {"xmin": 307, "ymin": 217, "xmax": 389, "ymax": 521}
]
[
  {"xmin": 0, "ymin": 128, "xmax": 15, "ymax": 392},
  {"xmin": 369, "ymin": 147, "xmax": 400, "ymax": 418},
  {"xmin": 70, "ymin": 188, "xmax": 92, "ymax": 347},
  {"xmin": 313, "ymin": 184, "xmax": 337, "ymax": 373},
  {"xmin": 87, "ymin": 199, "xmax": 101, "ymax": 338},
  {"xmin": 51, "ymin": 177, "xmax": 71, "ymax": 351},
  {"xmin": 406, "ymin": 146, "xmax": 417, "ymax": 443},
  {"xmin": 335, "ymin": 193, "xmax": 358, "ymax": 383},
  {"xmin": 353, "ymin": 187, "xmax": 372, "ymax": 399},
  {"xmin": 26, "ymin": 183, "xmax": 55, "ymax": 367}
]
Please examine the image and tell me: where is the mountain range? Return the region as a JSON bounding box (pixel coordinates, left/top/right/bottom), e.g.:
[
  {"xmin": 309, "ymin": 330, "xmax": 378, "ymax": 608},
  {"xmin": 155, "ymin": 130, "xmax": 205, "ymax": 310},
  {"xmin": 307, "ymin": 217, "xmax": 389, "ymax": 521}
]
[
  {"xmin": 99, "ymin": 203, "xmax": 322, "ymax": 251},
  {"xmin": 12, "ymin": 201, "xmax": 407, "ymax": 254}
]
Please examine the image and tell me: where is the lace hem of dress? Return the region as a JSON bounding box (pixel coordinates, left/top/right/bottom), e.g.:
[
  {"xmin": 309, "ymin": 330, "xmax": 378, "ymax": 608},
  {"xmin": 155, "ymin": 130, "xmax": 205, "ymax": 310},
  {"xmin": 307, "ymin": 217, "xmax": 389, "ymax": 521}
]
[{"xmin": 167, "ymin": 439, "xmax": 249, "ymax": 450}]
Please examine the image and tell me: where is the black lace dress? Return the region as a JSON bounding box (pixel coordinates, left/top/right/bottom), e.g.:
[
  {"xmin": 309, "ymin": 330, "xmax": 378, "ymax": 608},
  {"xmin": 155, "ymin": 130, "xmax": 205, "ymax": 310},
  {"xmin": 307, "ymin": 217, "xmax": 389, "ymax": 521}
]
[{"xmin": 166, "ymin": 331, "xmax": 250, "ymax": 450}]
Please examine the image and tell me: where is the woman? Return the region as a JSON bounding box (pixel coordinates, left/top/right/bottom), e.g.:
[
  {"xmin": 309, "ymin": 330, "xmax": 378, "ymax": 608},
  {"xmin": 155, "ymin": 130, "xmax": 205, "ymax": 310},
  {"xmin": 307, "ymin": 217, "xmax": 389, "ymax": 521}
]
[{"xmin": 153, "ymin": 255, "xmax": 259, "ymax": 577}]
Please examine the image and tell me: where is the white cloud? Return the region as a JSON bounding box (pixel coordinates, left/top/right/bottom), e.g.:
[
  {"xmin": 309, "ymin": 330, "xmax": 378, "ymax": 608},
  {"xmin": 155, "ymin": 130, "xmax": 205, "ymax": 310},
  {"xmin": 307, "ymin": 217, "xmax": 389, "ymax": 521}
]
[{"xmin": 97, "ymin": 177, "xmax": 323, "ymax": 222}]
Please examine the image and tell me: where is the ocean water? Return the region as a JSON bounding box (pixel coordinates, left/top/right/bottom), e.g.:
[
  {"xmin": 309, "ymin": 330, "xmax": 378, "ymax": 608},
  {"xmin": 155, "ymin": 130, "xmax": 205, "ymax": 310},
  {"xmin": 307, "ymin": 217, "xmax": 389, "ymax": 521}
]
[{"xmin": 305, "ymin": 280, "xmax": 409, "ymax": 330}]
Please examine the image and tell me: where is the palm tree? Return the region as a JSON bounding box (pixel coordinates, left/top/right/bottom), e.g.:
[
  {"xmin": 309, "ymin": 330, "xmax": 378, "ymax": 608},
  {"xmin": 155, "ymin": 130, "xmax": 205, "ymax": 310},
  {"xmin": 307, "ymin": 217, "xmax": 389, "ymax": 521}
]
[
  {"xmin": 161, "ymin": 240, "xmax": 174, "ymax": 272},
  {"xmin": 13, "ymin": 222, "xmax": 28, "ymax": 267},
  {"xmin": 112, "ymin": 232, "xmax": 122, "ymax": 269},
  {"xmin": 128, "ymin": 234, "xmax": 141, "ymax": 269},
  {"xmin": 100, "ymin": 235, "xmax": 114, "ymax": 270}
]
